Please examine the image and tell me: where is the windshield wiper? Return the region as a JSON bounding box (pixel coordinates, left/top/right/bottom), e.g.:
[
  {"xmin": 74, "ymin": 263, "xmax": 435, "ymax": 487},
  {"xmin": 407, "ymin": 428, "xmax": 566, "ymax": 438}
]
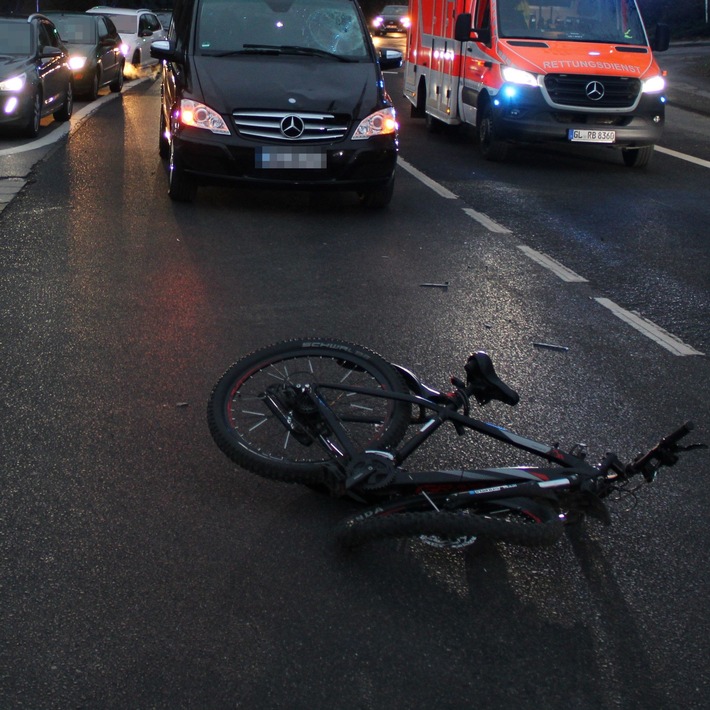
[{"xmin": 209, "ymin": 44, "xmax": 356, "ymax": 62}]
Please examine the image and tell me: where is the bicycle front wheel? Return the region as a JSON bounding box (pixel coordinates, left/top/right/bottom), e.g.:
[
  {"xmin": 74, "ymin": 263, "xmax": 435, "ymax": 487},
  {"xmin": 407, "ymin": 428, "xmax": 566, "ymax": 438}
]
[
  {"xmin": 336, "ymin": 496, "xmax": 564, "ymax": 548},
  {"xmin": 208, "ymin": 339, "xmax": 411, "ymax": 484}
]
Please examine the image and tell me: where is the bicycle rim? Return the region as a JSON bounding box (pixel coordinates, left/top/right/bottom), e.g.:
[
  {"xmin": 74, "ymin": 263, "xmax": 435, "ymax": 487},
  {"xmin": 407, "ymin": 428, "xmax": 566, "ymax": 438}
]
[{"xmin": 208, "ymin": 339, "xmax": 411, "ymax": 482}]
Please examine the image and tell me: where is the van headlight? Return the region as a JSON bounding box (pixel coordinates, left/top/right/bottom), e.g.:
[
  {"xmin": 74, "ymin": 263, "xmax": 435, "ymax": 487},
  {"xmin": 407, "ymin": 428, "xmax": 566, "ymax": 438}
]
[
  {"xmin": 179, "ymin": 99, "xmax": 230, "ymax": 135},
  {"xmin": 353, "ymin": 107, "xmax": 397, "ymax": 140},
  {"xmin": 0, "ymin": 73, "xmax": 27, "ymax": 92},
  {"xmin": 642, "ymin": 75, "xmax": 665, "ymax": 93}
]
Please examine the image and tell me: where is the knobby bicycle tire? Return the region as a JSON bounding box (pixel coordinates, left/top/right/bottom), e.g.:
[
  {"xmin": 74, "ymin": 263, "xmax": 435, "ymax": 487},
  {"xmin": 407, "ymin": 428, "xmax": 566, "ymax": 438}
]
[
  {"xmin": 207, "ymin": 339, "xmax": 412, "ymax": 485},
  {"xmin": 335, "ymin": 497, "xmax": 564, "ymax": 548}
]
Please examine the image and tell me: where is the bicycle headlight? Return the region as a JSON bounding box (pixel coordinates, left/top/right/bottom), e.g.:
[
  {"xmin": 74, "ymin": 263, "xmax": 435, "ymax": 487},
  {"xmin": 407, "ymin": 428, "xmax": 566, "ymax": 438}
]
[
  {"xmin": 501, "ymin": 66, "xmax": 538, "ymax": 87},
  {"xmin": 353, "ymin": 107, "xmax": 397, "ymax": 140},
  {"xmin": 179, "ymin": 99, "xmax": 230, "ymax": 135},
  {"xmin": 0, "ymin": 73, "xmax": 27, "ymax": 92},
  {"xmin": 642, "ymin": 75, "xmax": 665, "ymax": 93}
]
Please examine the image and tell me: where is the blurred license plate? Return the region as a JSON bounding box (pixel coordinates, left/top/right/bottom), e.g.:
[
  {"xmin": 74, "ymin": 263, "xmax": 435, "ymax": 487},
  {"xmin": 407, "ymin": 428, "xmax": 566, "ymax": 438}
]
[
  {"xmin": 568, "ymin": 129, "xmax": 616, "ymax": 143},
  {"xmin": 257, "ymin": 147, "xmax": 326, "ymax": 169}
]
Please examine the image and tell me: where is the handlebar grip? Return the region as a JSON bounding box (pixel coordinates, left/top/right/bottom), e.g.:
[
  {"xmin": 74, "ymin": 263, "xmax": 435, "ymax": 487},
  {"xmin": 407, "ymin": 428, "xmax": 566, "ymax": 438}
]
[{"xmin": 630, "ymin": 421, "xmax": 695, "ymax": 480}]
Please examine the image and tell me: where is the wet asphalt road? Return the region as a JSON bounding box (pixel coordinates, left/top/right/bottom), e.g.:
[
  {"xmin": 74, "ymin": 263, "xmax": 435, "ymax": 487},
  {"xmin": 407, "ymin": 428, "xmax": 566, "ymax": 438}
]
[{"xmin": 1, "ymin": 54, "xmax": 709, "ymax": 709}]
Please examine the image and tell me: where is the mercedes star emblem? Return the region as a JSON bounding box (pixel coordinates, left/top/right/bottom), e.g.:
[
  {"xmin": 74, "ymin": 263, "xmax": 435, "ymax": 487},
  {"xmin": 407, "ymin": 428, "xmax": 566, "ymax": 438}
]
[{"xmin": 280, "ymin": 115, "xmax": 305, "ymax": 138}]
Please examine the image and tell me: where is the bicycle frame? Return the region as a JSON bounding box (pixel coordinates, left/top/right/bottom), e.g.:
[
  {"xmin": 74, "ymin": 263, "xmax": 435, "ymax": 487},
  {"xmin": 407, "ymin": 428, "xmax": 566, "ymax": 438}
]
[{"xmin": 304, "ymin": 376, "xmax": 603, "ymax": 500}]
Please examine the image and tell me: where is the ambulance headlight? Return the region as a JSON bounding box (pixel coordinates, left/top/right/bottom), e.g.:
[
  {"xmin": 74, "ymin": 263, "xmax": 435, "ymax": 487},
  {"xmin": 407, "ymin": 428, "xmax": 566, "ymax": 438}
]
[
  {"xmin": 642, "ymin": 75, "xmax": 665, "ymax": 93},
  {"xmin": 501, "ymin": 66, "xmax": 538, "ymax": 87}
]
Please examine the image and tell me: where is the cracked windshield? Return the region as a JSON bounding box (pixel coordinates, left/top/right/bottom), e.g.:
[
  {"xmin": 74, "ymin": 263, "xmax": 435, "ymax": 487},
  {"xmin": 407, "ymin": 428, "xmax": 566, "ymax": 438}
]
[{"xmin": 196, "ymin": 0, "xmax": 369, "ymax": 57}]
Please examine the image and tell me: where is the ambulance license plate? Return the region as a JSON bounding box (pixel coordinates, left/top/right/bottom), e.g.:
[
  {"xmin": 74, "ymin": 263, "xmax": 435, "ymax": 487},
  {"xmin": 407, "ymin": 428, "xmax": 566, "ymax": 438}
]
[{"xmin": 568, "ymin": 129, "xmax": 616, "ymax": 143}]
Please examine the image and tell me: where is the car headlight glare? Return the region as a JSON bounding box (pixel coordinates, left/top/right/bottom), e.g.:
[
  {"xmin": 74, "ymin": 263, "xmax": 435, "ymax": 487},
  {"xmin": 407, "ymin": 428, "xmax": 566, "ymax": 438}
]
[
  {"xmin": 642, "ymin": 75, "xmax": 665, "ymax": 93},
  {"xmin": 501, "ymin": 66, "xmax": 538, "ymax": 87},
  {"xmin": 0, "ymin": 73, "xmax": 27, "ymax": 92},
  {"xmin": 69, "ymin": 55, "xmax": 88, "ymax": 71},
  {"xmin": 120, "ymin": 43, "xmax": 129, "ymax": 56},
  {"xmin": 179, "ymin": 99, "xmax": 230, "ymax": 135},
  {"xmin": 373, "ymin": 17, "xmax": 383, "ymax": 27},
  {"xmin": 401, "ymin": 17, "xmax": 411, "ymax": 28},
  {"xmin": 353, "ymin": 107, "xmax": 397, "ymax": 140}
]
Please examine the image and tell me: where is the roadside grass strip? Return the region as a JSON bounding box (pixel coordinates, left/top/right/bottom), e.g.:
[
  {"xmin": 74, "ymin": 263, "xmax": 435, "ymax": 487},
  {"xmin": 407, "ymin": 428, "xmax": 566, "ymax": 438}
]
[{"xmin": 595, "ymin": 297, "xmax": 704, "ymax": 356}]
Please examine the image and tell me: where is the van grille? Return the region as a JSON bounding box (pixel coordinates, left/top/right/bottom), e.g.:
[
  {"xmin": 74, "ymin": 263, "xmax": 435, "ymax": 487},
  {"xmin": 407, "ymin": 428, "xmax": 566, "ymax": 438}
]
[
  {"xmin": 232, "ymin": 110, "xmax": 350, "ymax": 142},
  {"xmin": 543, "ymin": 74, "xmax": 641, "ymax": 109}
]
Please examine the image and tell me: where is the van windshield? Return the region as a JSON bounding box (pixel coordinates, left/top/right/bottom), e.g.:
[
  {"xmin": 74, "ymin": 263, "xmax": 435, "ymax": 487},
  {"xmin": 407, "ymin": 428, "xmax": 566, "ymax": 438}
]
[
  {"xmin": 497, "ymin": 0, "xmax": 648, "ymax": 44},
  {"xmin": 196, "ymin": 0, "xmax": 369, "ymax": 59}
]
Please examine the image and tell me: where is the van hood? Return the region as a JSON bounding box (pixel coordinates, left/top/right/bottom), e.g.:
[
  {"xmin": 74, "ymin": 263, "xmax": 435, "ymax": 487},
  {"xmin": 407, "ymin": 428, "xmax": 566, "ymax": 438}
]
[
  {"xmin": 190, "ymin": 55, "xmax": 382, "ymax": 117},
  {"xmin": 498, "ymin": 40, "xmax": 658, "ymax": 79}
]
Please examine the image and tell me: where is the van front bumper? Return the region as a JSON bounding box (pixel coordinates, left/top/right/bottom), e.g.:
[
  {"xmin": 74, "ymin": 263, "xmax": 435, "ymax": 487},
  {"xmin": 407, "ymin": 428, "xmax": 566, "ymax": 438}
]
[
  {"xmin": 172, "ymin": 128, "xmax": 398, "ymax": 191},
  {"xmin": 489, "ymin": 86, "xmax": 665, "ymax": 146}
]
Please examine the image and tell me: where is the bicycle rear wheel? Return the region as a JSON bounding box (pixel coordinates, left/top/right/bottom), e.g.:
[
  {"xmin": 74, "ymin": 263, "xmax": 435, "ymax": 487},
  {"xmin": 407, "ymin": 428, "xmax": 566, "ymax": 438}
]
[
  {"xmin": 208, "ymin": 339, "xmax": 411, "ymax": 484},
  {"xmin": 335, "ymin": 495, "xmax": 564, "ymax": 548}
]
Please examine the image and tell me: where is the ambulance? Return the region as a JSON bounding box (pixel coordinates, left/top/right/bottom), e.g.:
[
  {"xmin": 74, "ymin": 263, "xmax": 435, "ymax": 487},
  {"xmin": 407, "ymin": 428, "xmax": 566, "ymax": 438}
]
[{"xmin": 403, "ymin": 0, "xmax": 670, "ymax": 166}]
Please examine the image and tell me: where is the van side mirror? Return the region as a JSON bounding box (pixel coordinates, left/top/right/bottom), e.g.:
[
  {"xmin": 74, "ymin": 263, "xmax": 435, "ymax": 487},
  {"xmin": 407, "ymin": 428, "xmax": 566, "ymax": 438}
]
[
  {"xmin": 652, "ymin": 23, "xmax": 670, "ymax": 52},
  {"xmin": 379, "ymin": 48, "xmax": 403, "ymax": 70},
  {"xmin": 150, "ymin": 39, "xmax": 181, "ymax": 63}
]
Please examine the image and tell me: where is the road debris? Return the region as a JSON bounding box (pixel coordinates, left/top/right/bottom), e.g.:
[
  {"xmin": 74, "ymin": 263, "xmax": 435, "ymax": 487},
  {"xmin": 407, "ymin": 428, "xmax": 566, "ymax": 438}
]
[
  {"xmin": 420, "ymin": 281, "xmax": 449, "ymax": 289},
  {"xmin": 533, "ymin": 342, "xmax": 569, "ymax": 352}
]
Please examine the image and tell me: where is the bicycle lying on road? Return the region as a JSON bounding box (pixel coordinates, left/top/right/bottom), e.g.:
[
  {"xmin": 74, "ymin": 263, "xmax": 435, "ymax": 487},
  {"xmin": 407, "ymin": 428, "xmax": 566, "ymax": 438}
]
[{"xmin": 207, "ymin": 339, "xmax": 706, "ymax": 549}]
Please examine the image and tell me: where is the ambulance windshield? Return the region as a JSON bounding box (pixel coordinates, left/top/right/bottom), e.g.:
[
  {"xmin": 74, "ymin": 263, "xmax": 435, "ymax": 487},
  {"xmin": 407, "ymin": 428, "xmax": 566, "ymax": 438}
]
[{"xmin": 497, "ymin": 0, "xmax": 648, "ymax": 44}]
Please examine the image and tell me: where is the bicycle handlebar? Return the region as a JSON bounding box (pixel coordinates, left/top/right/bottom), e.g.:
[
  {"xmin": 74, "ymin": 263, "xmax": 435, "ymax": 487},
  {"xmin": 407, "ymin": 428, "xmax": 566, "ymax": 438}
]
[{"xmin": 627, "ymin": 421, "xmax": 701, "ymax": 482}]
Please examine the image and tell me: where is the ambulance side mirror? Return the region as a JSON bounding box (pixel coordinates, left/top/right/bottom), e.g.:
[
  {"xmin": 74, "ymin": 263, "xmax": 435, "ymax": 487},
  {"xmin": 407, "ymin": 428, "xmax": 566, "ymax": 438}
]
[
  {"xmin": 652, "ymin": 23, "xmax": 670, "ymax": 52},
  {"xmin": 454, "ymin": 12, "xmax": 491, "ymax": 45},
  {"xmin": 454, "ymin": 13, "xmax": 473, "ymax": 41}
]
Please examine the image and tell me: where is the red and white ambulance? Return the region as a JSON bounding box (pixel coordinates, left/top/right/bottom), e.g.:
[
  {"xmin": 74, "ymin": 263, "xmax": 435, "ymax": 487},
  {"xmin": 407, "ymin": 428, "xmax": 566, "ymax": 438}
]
[{"xmin": 403, "ymin": 0, "xmax": 670, "ymax": 166}]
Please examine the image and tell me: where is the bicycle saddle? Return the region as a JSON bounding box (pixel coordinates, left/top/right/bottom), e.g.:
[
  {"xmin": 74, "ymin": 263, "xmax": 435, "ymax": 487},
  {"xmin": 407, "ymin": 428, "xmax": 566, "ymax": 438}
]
[{"xmin": 465, "ymin": 352, "xmax": 520, "ymax": 406}]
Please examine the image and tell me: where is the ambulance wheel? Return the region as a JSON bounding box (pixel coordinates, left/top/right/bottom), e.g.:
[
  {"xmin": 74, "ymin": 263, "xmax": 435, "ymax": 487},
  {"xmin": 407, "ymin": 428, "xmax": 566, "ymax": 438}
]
[
  {"xmin": 478, "ymin": 104, "xmax": 509, "ymax": 161},
  {"xmin": 622, "ymin": 145, "xmax": 654, "ymax": 168}
]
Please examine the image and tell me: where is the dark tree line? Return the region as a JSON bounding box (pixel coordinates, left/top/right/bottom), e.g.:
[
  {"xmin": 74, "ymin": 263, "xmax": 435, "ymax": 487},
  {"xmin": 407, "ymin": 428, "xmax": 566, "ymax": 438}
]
[{"xmin": 2, "ymin": 0, "xmax": 706, "ymax": 37}]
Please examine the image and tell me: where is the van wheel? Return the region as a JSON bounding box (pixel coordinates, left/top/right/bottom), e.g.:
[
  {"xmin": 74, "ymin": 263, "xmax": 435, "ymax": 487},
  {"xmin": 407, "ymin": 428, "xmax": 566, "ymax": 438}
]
[
  {"xmin": 478, "ymin": 104, "xmax": 509, "ymax": 161},
  {"xmin": 359, "ymin": 176, "xmax": 394, "ymax": 209},
  {"xmin": 622, "ymin": 145, "xmax": 654, "ymax": 168},
  {"xmin": 168, "ymin": 142, "xmax": 197, "ymax": 202}
]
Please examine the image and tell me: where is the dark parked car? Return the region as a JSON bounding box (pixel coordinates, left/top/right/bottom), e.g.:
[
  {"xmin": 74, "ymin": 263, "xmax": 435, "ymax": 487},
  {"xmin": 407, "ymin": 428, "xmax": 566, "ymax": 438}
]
[
  {"xmin": 44, "ymin": 12, "xmax": 124, "ymax": 100},
  {"xmin": 0, "ymin": 13, "xmax": 73, "ymax": 137}
]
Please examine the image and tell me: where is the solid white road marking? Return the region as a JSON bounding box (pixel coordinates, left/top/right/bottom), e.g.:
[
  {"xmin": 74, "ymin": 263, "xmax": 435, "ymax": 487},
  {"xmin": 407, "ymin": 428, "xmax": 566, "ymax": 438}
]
[
  {"xmin": 398, "ymin": 157, "xmax": 458, "ymax": 199},
  {"xmin": 517, "ymin": 245, "xmax": 588, "ymax": 282},
  {"xmin": 655, "ymin": 145, "xmax": 710, "ymax": 169},
  {"xmin": 463, "ymin": 207, "xmax": 511, "ymax": 233},
  {"xmin": 594, "ymin": 297, "xmax": 704, "ymax": 356}
]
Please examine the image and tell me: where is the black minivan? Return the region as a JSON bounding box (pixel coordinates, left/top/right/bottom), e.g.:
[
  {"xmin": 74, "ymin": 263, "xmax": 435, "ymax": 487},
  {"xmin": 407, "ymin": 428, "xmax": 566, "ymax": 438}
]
[{"xmin": 150, "ymin": 0, "xmax": 402, "ymax": 206}]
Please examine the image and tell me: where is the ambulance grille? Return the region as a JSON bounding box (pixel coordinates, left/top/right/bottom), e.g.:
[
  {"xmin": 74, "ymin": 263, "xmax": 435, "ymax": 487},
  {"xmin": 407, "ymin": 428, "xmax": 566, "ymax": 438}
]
[
  {"xmin": 232, "ymin": 110, "xmax": 350, "ymax": 142},
  {"xmin": 543, "ymin": 74, "xmax": 642, "ymax": 109}
]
